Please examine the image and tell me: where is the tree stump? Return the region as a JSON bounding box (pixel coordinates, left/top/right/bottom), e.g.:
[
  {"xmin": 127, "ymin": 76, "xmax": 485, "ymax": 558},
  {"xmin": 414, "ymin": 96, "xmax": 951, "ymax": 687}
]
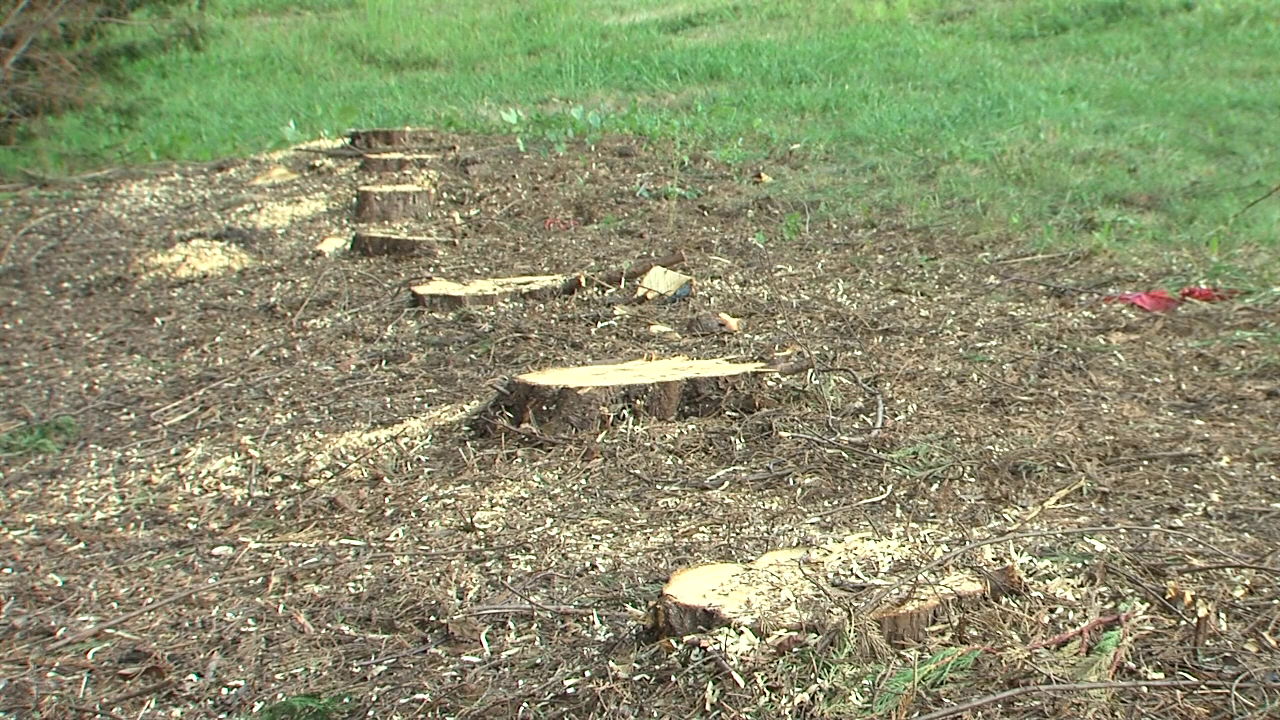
[
  {"xmin": 351, "ymin": 231, "xmax": 438, "ymax": 257},
  {"xmin": 355, "ymin": 184, "xmax": 435, "ymax": 223},
  {"xmin": 410, "ymin": 275, "xmax": 583, "ymax": 309},
  {"xmin": 648, "ymin": 537, "xmax": 1019, "ymax": 645},
  {"xmin": 360, "ymin": 152, "xmax": 439, "ymax": 174},
  {"xmin": 347, "ymin": 127, "xmax": 437, "ymax": 150},
  {"xmin": 476, "ymin": 356, "xmax": 773, "ymax": 436}
]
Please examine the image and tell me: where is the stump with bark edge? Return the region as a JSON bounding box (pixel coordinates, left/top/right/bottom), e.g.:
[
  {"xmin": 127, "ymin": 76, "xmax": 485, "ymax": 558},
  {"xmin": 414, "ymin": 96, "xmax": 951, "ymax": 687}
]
[
  {"xmin": 348, "ymin": 127, "xmax": 437, "ymax": 150},
  {"xmin": 351, "ymin": 231, "xmax": 439, "ymax": 257},
  {"xmin": 477, "ymin": 356, "xmax": 776, "ymax": 436},
  {"xmin": 360, "ymin": 152, "xmax": 439, "ymax": 174},
  {"xmin": 355, "ymin": 184, "xmax": 434, "ymax": 223},
  {"xmin": 650, "ymin": 537, "xmax": 1020, "ymax": 645}
]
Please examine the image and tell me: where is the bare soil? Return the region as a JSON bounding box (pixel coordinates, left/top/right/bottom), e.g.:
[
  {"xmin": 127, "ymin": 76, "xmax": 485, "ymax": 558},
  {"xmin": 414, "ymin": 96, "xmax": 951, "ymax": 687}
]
[{"xmin": 1, "ymin": 132, "xmax": 1278, "ymax": 720}]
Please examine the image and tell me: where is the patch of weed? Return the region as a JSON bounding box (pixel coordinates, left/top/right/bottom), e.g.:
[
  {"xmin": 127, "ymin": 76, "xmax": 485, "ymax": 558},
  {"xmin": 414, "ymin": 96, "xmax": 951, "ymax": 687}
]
[
  {"xmin": 0, "ymin": 417, "xmax": 78, "ymax": 457},
  {"xmin": 252, "ymin": 694, "xmax": 354, "ymax": 720},
  {"xmin": 872, "ymin": 647, "xmax": 982, "ymax": 716}
]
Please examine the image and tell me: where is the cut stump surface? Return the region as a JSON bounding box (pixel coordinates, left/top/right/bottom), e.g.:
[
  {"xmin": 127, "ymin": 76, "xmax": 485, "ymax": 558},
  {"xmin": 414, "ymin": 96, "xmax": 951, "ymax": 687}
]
[
  {"xmin": 651, "ymin": 537, "xmax": 1015, "ymax": 645},
  {"xmin": 477, "ymin": 356, "xmax": 772, "ymax": 436}
]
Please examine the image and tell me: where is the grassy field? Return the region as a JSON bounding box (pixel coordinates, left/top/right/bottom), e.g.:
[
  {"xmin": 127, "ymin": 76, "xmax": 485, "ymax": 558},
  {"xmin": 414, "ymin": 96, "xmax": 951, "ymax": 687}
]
[{"xmin": 6, "ymin": 0, "xmax": 1280, "ymax": 259}]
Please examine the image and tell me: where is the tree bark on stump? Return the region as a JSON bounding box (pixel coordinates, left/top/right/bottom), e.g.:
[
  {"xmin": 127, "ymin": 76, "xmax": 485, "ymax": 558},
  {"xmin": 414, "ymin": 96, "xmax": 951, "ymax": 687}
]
[
  {"xmin": 476, "ymin": 356, "xmax": 772, "ymax": 436},
  {"xmin": 351, "ymin": 232, "xmax": 438, "ymax": 257},
  {"xmin": 347, "ymin": 127, "xmax": 437, "ymax": 150},
  {"xmin": 360, "ymin": 152, "xmax": 438, "ymax": 173},
  {"xmin": 355, "ymin": 184, "xmax": 434, "ymax": 223}
]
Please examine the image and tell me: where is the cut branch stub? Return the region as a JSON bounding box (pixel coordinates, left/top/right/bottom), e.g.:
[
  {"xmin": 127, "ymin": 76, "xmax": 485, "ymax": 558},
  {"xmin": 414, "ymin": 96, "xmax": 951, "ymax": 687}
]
[
  {"xmin": 360, "ymin": 152, "xmax": 439, "ymax": 174},
  {"xmin": 351, "ymin": 231, "xmax": 439, "ymax": 257},
  {"xmin": 477, "ymin": 356, "xmax": 772, "ymax": 436},
  {"xmin": 347, "ymin": 127, "xmax": 437, "ymax": 150},
  {"xmin": 410, "ymin": 275, "xmax": 583, "ymax": 309},
  {"xmin": 649, "ymin": 537, "xmax": 1016, "ymax": 645},
  {"xmin": 598, "ymin": 250, "xmax": 687, "ymax": 287},
  {"xmin": 355, "ymin": 184, "xmax": 435, "ymax": 223}
]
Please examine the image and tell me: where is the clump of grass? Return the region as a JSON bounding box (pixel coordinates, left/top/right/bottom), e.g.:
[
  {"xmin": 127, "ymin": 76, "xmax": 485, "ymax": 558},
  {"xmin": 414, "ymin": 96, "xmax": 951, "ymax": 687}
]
[
  {"xmin": 871, "ymin": 647, "xmax": 982, "ymax": 716},
  {"xmin": 253, "ymin": 694, "xmax": 353, "ymax": 720},
  {"xmin": 0, "ymin": 417, "xmax": 78, "ymax": 457}
]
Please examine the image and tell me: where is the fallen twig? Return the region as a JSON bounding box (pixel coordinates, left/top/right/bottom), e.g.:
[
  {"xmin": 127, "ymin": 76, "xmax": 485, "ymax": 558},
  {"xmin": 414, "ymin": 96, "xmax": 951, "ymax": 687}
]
[
  {"xmin": 48, "ymin": 571, "xmax": 271, "ymax": 650},
  {"xmin": 914, "ymin": 678, "xmax": 1240, "ymax": 720},
  {"xmin": 820, "ymin": 365, "xmax": 885, "ymax": 436},
  {"xmin": 0, "ymin": 210, "xmax": 59, "ymax": 266},
  {"xmin": 595, "ymin": 249, "xmax": 686, "ymax": 287},
  {"xmin": 1026, "ymin": 612, "xmax": 1128, "ymax": 652}
]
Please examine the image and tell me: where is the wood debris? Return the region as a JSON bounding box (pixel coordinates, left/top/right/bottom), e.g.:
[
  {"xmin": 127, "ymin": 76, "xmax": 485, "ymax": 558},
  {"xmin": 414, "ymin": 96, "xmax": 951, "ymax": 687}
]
[
  {"xmin": 250, "ymin": 166, "xmax": 299, "ymax": 185},
  {"xmin": 313, "ymin": 235, "xmax": 349, "ymax": 257},
  {"xmin": 686, "ymin": 312, "xmax": 742, "ymax": 335},
  {"xmin": 635, "ymin": 265, "xmax": 693, "ymax": 302},
  {"xmin": 410, "ymin": 275, "xmax": 583, "ymax": 309}
]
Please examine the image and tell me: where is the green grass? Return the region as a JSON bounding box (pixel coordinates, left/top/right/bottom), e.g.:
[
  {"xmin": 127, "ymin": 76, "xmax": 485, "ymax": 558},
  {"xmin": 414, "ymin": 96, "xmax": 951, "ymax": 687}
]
[
  {"xmin": 0, "ymin": 417, "xmax": 78, "ymax": 457},
  {"xmin": 5, "ymin": 0, "xmax": 1280, "ymax": 257},
  {"xmin": 250, "ymin": 694, "xmax": 353, "ymax": 720}
]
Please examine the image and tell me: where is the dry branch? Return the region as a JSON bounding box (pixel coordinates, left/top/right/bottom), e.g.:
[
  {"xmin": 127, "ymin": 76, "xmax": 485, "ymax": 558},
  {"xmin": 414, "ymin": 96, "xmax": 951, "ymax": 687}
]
[{"xmin": 597, "ymin": 249, "xmax": 686, "ymax": 286}]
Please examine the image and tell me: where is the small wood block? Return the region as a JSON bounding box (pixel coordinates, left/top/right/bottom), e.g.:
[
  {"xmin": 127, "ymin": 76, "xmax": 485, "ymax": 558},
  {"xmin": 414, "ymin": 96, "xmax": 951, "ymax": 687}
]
[
  {"xmin": 347, "ymin": 127, "xmax": 437, "ymax": 150},
  {"xmin": 351, "ymin": 231, "xmax": 438, "ymax": 257},
  {"xmin": 360, "ymin": 152, "xmax": 439, "ymax": 174},
  {"xmin": 635, "ymin": 265, "xmax": 694, "ymax": 302},
  {"xmin": 477, "ymin": 356, "xmax": 770, "ymax": 436},
  {"xmin": 355, "ymin": 184, "xmax": 435, "ymax": 223},
  {"xmin": 410, "ymin": 275, "xmax": 582, "ymax": 309},
  {"xmin": 686, "ymin": 312, "xmax": 742, "ymax": 335},
  {"xmin": 314, "ymin": 235, "xmax": 349, "ymax": 257}
]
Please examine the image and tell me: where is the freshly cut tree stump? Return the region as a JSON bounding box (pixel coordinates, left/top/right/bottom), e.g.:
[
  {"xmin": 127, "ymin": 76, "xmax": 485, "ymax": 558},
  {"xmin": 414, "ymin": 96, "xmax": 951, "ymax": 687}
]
[
  {"xmin": 360, "ymin": 152, "xmax": 439, "ymax": 174},
  {"xmin": 347, "ymin": 127, "xmax": 437, "ymax": 150},
  {"xmin": 351, "ymin": 231, "xmax": 438, "ymax": 257},
  {"xmin": 477, "ymin": 356, "xmax": 772, "ymax": 436},
  {"xmin": 649, "ymin": 537, "xmax": 1018, "ymax": 645},
  {"xmin": 410, "ymin": 275, "xmax": 583, "ymax": 309},
  {"xmin": 355, "ymin": 184, "xmax": 435, "ymax": 223}
]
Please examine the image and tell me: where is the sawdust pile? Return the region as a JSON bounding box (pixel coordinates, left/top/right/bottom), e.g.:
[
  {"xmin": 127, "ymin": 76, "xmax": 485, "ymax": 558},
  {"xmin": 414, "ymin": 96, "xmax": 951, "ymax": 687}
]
[{"xmin": 133, "ymin": 238, "xmax": 253, "ymax": 280}]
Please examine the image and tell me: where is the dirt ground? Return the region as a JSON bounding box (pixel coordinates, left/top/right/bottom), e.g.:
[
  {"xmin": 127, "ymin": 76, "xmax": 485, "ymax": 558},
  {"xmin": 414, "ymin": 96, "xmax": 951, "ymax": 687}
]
[{"xmin": 1, "ymin": 132, "xmax": 1278, "ymax": 720}]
